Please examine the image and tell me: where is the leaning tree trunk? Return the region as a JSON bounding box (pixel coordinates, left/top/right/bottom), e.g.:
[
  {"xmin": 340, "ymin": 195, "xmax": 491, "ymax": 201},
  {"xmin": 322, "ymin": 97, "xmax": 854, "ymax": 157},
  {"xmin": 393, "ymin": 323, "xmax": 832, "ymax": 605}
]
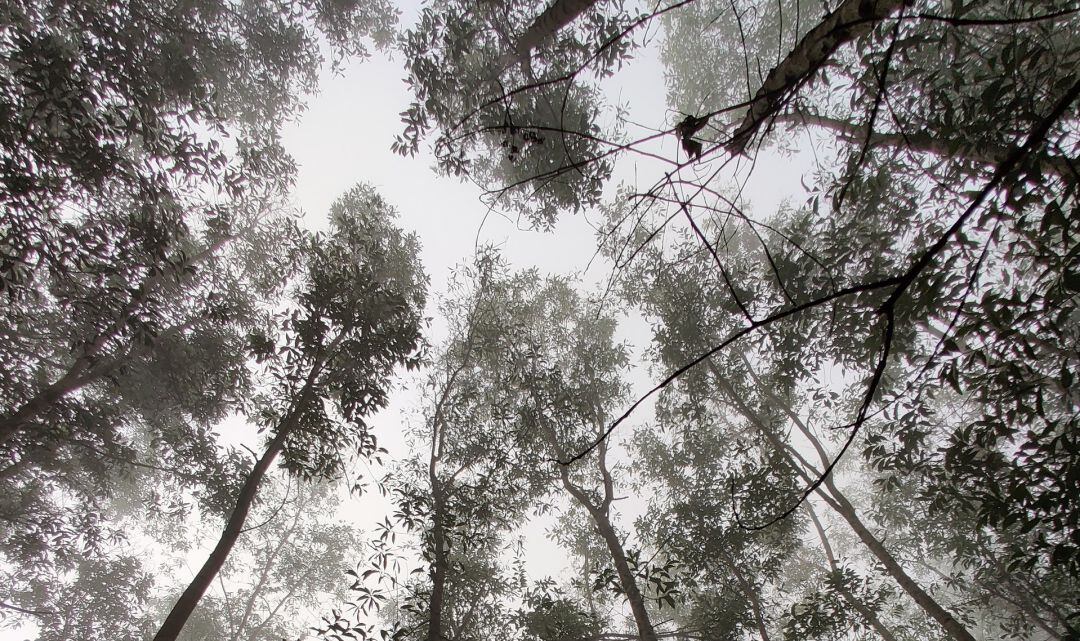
[
  {"xmin": 591, "ymin": 510, "xmax": 660, "ymax": 641},
  {"xmin": 772, "ymin": 111, "xmax": 1076, "ymax": 179},
  {"xmin": 556, "ymin": 464, "xmax": 659, "ymax": 641},
  {"xmin": 726, "ymin": 0, "xmax": 909, "ymax": 154},
  {"xmin": 152, "ymin": 331, "xmax": 334, "ymax": 641},
  {"xmin": 805, "ymin": 502, "xmax": 899, "ymax": 641},
  {"xmin": 498, "ymin": 0, "xmax": 599, "ymax": 73},
  {"xmin": 0, "ymin": 235, "xmax": 233, "ymax": 448},
  {"xmin": 153, "ymin": 425, "xmax": 291, "ymax": 641},
  {"xmin": 707, "ymin": 361, "xmax": 978, "ymax": 641}
]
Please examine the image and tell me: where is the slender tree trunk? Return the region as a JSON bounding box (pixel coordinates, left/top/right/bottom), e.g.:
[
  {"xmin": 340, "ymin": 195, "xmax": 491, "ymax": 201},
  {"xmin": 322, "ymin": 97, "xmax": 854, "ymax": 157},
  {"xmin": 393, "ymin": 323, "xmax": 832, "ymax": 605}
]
[
  {"xmin": 153, "ymin": 425, "xmax": 290, "ymax": 641},
  {"xmin": 825, "ymin": 486, "xmax": 977, "ymax": 641},
  {"xmin": 591, "ymin": 512, "xmax": 659, "ymax": 641},
  {"xmin": 716, "ymin": 552, "xmax": 771, "ymax": 641},
  {"xmin": 152, "ymin": 325, "xmax": 337, "ymax": 641},
  {"xmin": 428, "ymin": 481, "xmax": 448, "ymax": 641},
  {"xmin": 806, "ymin": 502, "xmax": 899, "ymax": 641},
  {"xmin": 773, "ymin": 111, "xmax": 1076, "ymax": 178}
]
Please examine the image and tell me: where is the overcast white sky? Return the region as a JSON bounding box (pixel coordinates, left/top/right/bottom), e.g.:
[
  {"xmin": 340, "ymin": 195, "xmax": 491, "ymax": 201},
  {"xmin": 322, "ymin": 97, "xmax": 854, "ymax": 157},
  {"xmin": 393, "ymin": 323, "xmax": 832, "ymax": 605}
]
[{"xmin": 276, "ymin": 26, "xmax": 671, "ymax": 590}]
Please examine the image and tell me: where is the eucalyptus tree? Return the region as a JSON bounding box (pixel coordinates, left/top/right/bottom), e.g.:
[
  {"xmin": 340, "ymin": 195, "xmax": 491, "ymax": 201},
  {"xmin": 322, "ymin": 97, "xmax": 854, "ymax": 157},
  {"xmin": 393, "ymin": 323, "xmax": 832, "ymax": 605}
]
[
  {"xmin": 2, "ymin": 0, "xmax": 399, "ymax": 625},
  {"xmin": 0, "ymin": 202, "xmax": 304, "ymax": 630},
  {"xmin": 633, "ymin": 399, "xmax": 806, "ymax": 641},
  {"xmin": 607, "ymin": 185, "xmax": 1080, "ymax": 641},
  {"xmin": 1, "ymin": 0, "xmax": 398, "ymax": 447},
  {"xmin": 397, "ymin": 264, "xmax": 666, "ymax": 641},
  {"xmin": 395, "ymin": 0, "xmax": 644, "ymax": 226},
  {"xmin": 605, "ymin": 212, "xmax": 985, "ymax": 640},
  {"xmin": 492, "ymin": 276, "xmax": 666, "ymax": 641},
  {"xmin": 154, "ymin": 184, "xmax": 427, "ymax": 641}
]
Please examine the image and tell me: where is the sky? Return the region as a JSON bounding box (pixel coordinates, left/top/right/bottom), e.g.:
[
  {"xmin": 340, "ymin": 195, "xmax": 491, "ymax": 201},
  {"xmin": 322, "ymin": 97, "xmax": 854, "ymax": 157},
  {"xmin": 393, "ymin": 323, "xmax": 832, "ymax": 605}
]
[{"xmin": 275, "ymin": 30, "xmax": 671, "ymax": 592}]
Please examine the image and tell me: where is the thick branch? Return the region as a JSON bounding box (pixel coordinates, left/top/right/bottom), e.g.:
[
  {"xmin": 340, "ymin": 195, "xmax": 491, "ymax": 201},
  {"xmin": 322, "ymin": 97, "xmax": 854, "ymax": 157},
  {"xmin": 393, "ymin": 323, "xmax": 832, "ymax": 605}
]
[
  {"xmin": 0, "ymin": 234, "xmax": 234, "ymax": 447},
  {"xmin": 499, "ymin": 0, "xmax": 600, "ymax": 73},
  {"xmin": 726, "ymin": 0, "xmax": 909, "ymax": 154}
]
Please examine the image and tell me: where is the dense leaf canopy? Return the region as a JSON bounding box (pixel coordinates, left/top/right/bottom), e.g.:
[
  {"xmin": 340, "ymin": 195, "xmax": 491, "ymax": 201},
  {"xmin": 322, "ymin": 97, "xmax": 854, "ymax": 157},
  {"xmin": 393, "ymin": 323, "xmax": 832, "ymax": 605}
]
[{"xmin": 2, "ymin": 0, "xmax": 1079, "ymax": 640}]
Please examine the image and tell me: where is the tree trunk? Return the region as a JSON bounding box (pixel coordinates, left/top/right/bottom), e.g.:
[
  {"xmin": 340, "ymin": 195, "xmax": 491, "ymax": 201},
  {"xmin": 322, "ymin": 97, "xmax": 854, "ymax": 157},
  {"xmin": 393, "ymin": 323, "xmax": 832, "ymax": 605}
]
[
  {"xmin": 592, "ymin": 513, "xmax": 659, "ymax": 641},
  {"xmin": 0, "ymin": 235, "xmax": 233, "ymax": 447},
  {"xmin": 806, "ymin": 502, "xmax": 898, "ymax": 641},
  {"xmin": 717, "ymin": 552, "xmax": 771, "ymax": 641},
  {"xmin": 0, "ymin": 371, "xmax": 87, "ymax": 446},
  {"xmin": 825, "ymin": 487, "xmax": 977, "ymax": 641},
  {"xmin": 153, "ymin": 423, "xmax": 292, "ymax": 641},
  {"xmin": 499, "ymin": 0, "xmax": 598, "ymax": 73},
  {"xmin": 428, "ymin": 484, "xmax": 448, "ymax": 641}
]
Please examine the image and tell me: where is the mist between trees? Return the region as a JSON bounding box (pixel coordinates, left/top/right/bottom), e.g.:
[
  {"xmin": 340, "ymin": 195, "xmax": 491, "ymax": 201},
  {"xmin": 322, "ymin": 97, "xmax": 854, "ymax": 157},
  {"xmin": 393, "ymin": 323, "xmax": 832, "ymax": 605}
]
[{"xmin": 1, "ymin": 0, "xmax": 1078, "ymax": 640}]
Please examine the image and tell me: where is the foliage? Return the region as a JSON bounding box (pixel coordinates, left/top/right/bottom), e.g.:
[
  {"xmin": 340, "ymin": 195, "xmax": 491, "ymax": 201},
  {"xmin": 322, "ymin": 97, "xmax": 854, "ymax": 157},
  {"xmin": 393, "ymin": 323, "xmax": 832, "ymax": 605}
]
[
  {"xmin": 395, "ymin": 0, "xmax": 640, "ymax": 227},
  {"xmin": 6, "ymin": 1, "xmax": 1080, "ymax": 641}
]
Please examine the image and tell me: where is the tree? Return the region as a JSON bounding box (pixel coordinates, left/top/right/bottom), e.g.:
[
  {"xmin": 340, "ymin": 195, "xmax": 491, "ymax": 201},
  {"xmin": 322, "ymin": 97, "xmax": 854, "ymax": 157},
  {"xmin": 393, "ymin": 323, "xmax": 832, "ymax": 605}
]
[
  {"xmin": 153, "ymin": 184, "xmax": 426, "ymax": 641},
  {"xmin": 395, "ymin": 0, "xmax": 640, "ymax": 226},
  {"xmin": 0, "ymin": 201, "xmax": 303, "ymax": 629},
  {"xmin": 1, "ymin": 0, "xmax": 398, "ymax": 448},
  {"xmin": 2, "ymin": 0, "xmax": 399, "ymax": 624},
  {"xmin": 394, "ymin": 250, "xmax": 544, "ymax": 641},
  {"xmin": 501, "ymin": 277, "xmax": 662, "ymax": 641}
]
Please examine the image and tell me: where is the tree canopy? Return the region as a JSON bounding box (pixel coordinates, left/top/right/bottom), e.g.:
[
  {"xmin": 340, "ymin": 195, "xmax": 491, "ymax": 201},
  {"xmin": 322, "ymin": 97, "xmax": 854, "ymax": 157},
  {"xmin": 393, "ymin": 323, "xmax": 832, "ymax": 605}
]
[{"xmin": 1, "ymin": 0, "xmax": 1078, "ymax": 641}]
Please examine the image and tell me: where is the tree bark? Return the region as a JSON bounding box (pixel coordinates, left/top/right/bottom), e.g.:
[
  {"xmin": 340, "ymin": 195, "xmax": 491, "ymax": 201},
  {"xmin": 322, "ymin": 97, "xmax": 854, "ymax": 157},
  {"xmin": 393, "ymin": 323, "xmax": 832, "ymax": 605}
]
[
  {"xmin": 153, "ymin": 326, "xmax": 338, "ymax": 641},
  {"xmin": 727, "ymin": 0, "xmax": 909, "ymax": 154},
  {"xmin": 716, "ymin": 552, "xmax": 771, "ymax": 641},
  {"xmin": 0, "ymin": 235, "xmax": 234, "ymax": 447},
  {"xmin": 806, "ymin": 502, "xmax": 899, "ymax": 641},
  {"xmin": 428, "ymin": 480, "xmax": 448, "ymax": 641},
  {"xmin": 554, "ymin": 454, "xmax": 658, "ymax": 641},
  {"xmin": 592, "ymin": 512, "xmax": 659, "ymax": 641},
  {"xmin": 825, "ymin": 487, "xmax": 977, "ymax": 641}
]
